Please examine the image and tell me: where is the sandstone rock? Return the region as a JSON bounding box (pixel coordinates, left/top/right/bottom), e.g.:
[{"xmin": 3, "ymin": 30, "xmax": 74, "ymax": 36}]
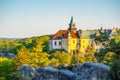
[
  {"xmin": 0, "ymin": 53, "xmax": 6, "ymax": 57},
  {"xmin": 33, "ymin": 66, "xmax": 76, "ymax": 80},
  {"xmin": 7, "ymin": 53, "xmax": 15, "ymax": 59},
  {"xmin": 19, "ymin": 62, "xmax": 111, "ymax": 80},
  {"xmin": 19, "ymin": 64, "xmax": 35, "ymax": 80},
  {"xmin": 76, "ymin": 62, "xmax": 111, "ymax": 80}
]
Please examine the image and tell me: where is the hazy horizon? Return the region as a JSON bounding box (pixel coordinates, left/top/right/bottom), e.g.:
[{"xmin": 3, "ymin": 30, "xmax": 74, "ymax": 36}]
[{"xmin": 0, "ymin": 0, "xmax": 120, "ymax": 38}]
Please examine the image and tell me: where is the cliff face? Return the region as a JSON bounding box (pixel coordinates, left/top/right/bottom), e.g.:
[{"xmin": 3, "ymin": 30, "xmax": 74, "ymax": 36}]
[{"xmin": 19, "ymin": 62, "xmax": 111, "ymax": 80}]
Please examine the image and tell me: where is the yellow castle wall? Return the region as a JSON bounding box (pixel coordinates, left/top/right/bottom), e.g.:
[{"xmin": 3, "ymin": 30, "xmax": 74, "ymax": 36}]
[
  {"xmin": 68, "ymin": 37, "xmax": 78, "ymax": 52},
  {"xmin": 79, "ymin": 38, "xmax": 90, "ymax": 52}
]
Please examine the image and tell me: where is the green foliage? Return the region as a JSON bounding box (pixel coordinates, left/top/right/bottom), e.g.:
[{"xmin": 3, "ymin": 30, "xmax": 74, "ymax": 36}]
[
  {"xmin": 84, "ymin": 46, "xmax": 96, "ymax": 62},
  {"xmin": 95, "ymin": 30, "xmax": 110, "ymax": 42},
  {"xmin": 117, "ymin": 28, "xmax": 120, "ymax": 35},
  {"xmin": 95, "ymin": 36, "xmax": 120, "ymax": 80},
  {"xmin": 110, "ymin": 36, "xmax": 120, "ymax": 56},
  {"xmin": 40, "ymin": 36, "xmax": 49, "ymax": 52},
  {"xmin": 49, "ymin": 58, "xmax": 59, "ymax": 67},
  {"xmin": 95, "ymin": 48, "xmax": 109, "ymax": 62},
  {"xmin": 71, "ymin": 53, "xmax": 79, "ymax": 65},
  {"xmin": 0, "ymin": 35, "xmax": 49, "ymax": 55},
  {"xmin": 0, "ymin": 58, "xmax": 14, "ymax": 80},
  {"xmin": 14, "ymin": 47, "xmax": 30, "ymax": 70},
  {"xmin": 29, "ymin": 52, "xmax": 50, "ymax": 67},
  {"xmin": 0, "ymin": 40, "xmax": 14, "ymax": 53},
  {"xmin": 42, "ymin": 41, "xmax": 49, "ymax": 52},
  {"xmin": 14, "ymin": 47, "xmax": 50, "ymax": 70},
  {"xmin": 109, "ymin": 57, "xmax": 120, "ymax": 80},
  {"xmin": 51, "ymin": 51, "xmax": 73, "ymax": 66},
  {"xmin": 71, "ymin": 46, "xmax": 96, "ymax": 66},
  {"xmin": 9, "ymin": 72, "xmax": 30, "ymax": 80},
  {"xmin": 0, "ymin": 35, "xmax": 100, "ymax": 79},
  {"xmin": 50, "ymin": 49, "xmax": 96, "ymax": 67}
]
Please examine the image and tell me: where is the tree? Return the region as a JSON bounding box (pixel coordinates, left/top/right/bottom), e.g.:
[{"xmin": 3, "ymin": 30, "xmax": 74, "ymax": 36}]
[
  {"xmin": 52, "ymin": 51, "xmax": 72, "ymax": 66},
  {"xmin": 32, "ymin": 36, "xmax": 49, "ymax": 53},
  {"xmin": 29, "ymin": 52, "xmax": 50, "ymax": 67},
  {"xmin": 71, "ymin": 46, "xmax": 96, "ymax": 66},
  {"xmin": 95, "ymin": 31, "xmax": 109, "ymax": 42},
  {"xmin": 14, "ymin": 47, "xmax": 50, "ymax": 70},
  {"xmin": 71, "ymin": 53, "xmax": 79, "ymax": 65},
  {"xmin": 14, "ymin": 47, "xmax": 30, "ymax": 70},
  {"xmin": 95, "ymin": 36, "xmax": 120, "ymax": 80},
  {"xmin": 85, "ymin": 46, "xmax": 96, "ymax": 62},
  {"xmin": 42, "ymin": 41, "xmax": 49, "ymax": 53}
]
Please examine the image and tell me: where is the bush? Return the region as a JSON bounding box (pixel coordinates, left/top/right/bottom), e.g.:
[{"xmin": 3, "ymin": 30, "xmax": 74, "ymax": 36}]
[{"xmin": 0, "ymin": 58, "xmax": 14, "ymax": 80}]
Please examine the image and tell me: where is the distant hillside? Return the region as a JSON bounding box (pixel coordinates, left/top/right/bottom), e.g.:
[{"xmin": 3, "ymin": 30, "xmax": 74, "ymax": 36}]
[
  {"xmin": 0, "ymin": 34, "xmax": 52, "ymax": 41},
  {"xmin": 0, "ymin": 35, "xmax": 50, "ymax": 54},
  {"xmin": 0, "ymin": 37, "xmax": 23, "ymax": 40}
]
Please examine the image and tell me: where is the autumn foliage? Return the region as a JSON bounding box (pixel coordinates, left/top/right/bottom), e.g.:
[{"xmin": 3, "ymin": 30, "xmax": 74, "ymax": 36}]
[{"xmin": 14, "ymin": 47, "xmax": 50, "ymax": 70}]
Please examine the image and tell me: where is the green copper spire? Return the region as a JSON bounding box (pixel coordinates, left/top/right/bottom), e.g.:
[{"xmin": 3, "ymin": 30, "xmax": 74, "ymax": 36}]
[{"xmin": 70, "ymin": 16, "xmax": 73, "ymax": 23}]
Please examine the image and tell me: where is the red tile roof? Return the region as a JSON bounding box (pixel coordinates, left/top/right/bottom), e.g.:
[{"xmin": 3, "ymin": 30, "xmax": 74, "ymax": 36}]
[{"xmin": 52, "ymin": 30, "xmax": 78, "ymax": 40}]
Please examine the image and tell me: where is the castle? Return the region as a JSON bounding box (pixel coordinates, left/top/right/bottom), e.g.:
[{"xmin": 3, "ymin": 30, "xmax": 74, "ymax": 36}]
[{"xmin": 49, "ymin": 17, "xmax": 118, "ymax": 53}]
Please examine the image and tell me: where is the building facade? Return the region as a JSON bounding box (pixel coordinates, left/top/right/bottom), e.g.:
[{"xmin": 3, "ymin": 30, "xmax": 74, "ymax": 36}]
[{"xmin": 49, "ymin": 17, "xmax": 118, "ymax": 53}]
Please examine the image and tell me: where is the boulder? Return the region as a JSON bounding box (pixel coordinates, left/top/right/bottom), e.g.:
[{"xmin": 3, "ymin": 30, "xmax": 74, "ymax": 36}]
[
  {"xmin": 7, "ymin": 53, "xmax": 15, "ymax": 59},
  {"xmin": 33, "ymin": 66, "xmax": 76, "ymax": 80},
  {"xmin": 0, "ymin": 53, "xmax": 6, "ymax": 57},
  {"xmin": 19, "ymin": 64, "xmax": 35, "ymax": 80},
  {"xmin": 76, "ymin": 62, "xmax": 111, "ymax": 80}
]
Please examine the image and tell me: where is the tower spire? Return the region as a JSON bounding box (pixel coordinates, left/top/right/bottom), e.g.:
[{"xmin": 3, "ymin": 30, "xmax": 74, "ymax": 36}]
[
  {"xmin": 68, "ymin": 16, "xmax": 77, "ymax": 33},
  {"xmin": 70, "ymin": 16, "xmax": 73, "ymax": 23}
]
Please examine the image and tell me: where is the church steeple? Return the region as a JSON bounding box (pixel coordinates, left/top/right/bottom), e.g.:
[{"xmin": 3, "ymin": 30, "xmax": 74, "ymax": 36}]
[
  {"xmin": 68, "ymin": 16, "xmax": 77, "ymax": 33},
  {"xmin": 70, "ymin": 16, "xmax": 73, "ymax": 24}
]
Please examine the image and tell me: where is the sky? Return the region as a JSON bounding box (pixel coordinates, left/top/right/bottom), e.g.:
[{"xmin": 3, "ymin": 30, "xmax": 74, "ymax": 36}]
[{"xmin": 0, "ymin": 0, "xmax": 120, "ymax": 38}]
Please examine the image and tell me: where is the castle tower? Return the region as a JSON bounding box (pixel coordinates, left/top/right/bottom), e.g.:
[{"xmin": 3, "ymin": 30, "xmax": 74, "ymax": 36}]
[
  {"xmin": 68, "ymin": 16, "xmax": 77, "ymax": 33},
  {"xmin": 67, "ymin": 30, "xmax": 71, "ymax": 53}
]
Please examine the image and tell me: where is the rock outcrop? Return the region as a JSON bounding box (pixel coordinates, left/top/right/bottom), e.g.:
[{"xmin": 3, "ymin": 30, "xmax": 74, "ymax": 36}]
[
  {"xmin": 33, "ymin": 66, "xmax": 76, "ymax": 80},
  {"xmin": 0, "ymin": 53, "xmax": 15, "ymax": 59},
  {"xmin": 19, "ymin": 64, "xmax": 35, "ymax": 80},
  {"xmin": 7, "ymin": 53, "xmax": 15, "ymax": 59},
  {"xmin": 0, "ymin": 53, "xmax": 6, "ymax": 57},
  {"xmin": 75, "ymin": 62, "xmax": 111, "ymax": 80},
  {"xmin": 19, "ymin": 62, "xmax": 111, "ymax": 80}
]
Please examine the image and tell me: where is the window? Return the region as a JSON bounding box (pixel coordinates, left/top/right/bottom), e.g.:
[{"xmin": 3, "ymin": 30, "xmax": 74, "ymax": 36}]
[
  {"xmin": 59, "ymin": 41, "xmax": 61, "ymax": 45},
  {"xmin": 54, "ymin": 41, "xmax": 57, "ymax": 45},
  {"xmin": 73, "ymin": 40, "xmax": 75, "ymax": 43}
]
